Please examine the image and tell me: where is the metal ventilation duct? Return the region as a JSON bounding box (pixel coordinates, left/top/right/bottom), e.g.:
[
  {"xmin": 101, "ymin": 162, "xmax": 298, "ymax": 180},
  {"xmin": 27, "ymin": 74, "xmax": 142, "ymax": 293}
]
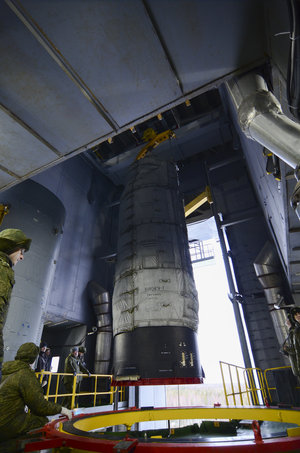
[
  {"xmin": 253, "ymin": 242, "xmax": 289, "ymax": 346},
  {"xmin": 226, "ymin": 72, "xmax": 300, "ymax": 170},
  {"xmin": 112, "ymin": 155, "xmax": 202, "ymax": 385},
  {"xmin": 88, "ymin": 281, "xmax": 112, "ymax": 374}
]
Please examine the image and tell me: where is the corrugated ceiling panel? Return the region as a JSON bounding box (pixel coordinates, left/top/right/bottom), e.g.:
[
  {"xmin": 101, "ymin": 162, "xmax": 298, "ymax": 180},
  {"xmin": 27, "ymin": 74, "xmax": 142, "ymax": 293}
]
[
  {"xmin": 0, "ymin": 3, "xmax": 113, "ymax": 154},
  {"xmin": 0, "ymin": 0, "xmax": 268, "ymax": 190},
  {"xmin": 0, "ymin": 170, "xmax": 16, "ymax": 189},
  {"xmin": 148, "ymin": 0, "xmax": 266, "ymax": 93},
  {"xmin": 20, "ymin": 0, "xmax": 182, "ymax": 126},
  {"xmin": 0, "ymin": 109, "xmax": 58, "ymax": 176}
]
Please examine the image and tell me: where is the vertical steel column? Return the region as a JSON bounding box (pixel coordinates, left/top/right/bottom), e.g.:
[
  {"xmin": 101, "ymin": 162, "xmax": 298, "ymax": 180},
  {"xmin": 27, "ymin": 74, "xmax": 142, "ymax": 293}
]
[{"xmin": 207, "ymin": 171, "xmax": 252, "ymax": 370}]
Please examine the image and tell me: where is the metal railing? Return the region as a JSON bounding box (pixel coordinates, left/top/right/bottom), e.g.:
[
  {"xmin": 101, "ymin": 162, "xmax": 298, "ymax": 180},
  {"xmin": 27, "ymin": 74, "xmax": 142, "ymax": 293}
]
[
  {"xmin": 219, "ymin": 361, "xmax": 267, "ymax": 406},
  {"xmin": 36, "ymin": 371, "xmax": 124, "ymax": 409},
  {"xmin": 189, "ymin": 239, "xmax": 214, "ymax": 264},
  {"xmin": 264, "ymin": 366, "xmax": 300, "ymax": 403}
]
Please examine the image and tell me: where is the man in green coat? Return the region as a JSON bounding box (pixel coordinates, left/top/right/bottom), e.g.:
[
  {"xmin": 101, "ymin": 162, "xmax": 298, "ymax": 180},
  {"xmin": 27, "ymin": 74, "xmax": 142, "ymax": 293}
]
[
  {"xmin": 0, "ymin": 228, "xmax": 31, "ymax": 381},
  {"xmin": 291, "ymin": 306, "xmax": 300, "ymax": 381},
  {"xmin": 63, "ymin": 346, "xmax": 90, "ymax": 408},
  {"xmin": 0, "ymin": 342, "xmax": 72, "ymax": 442},
  {"xmin": 281, "ymin": 315, "xmax": 299, "ymax": 377}
]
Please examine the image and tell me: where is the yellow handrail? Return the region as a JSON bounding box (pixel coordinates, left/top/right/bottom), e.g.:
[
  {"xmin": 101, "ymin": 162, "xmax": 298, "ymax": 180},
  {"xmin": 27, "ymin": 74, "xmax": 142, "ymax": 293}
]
[
  {"xmin": 264, "ymin": 366, "xmax": 300, "ymax": 403},
  {"xmin": 36, "ymin": 371, "xmax": 116, "ymax": 409},
  {"xmin": 220, "ymin": 362, "xmax": 300, "ymax": 406},
  {"xmin": 219, "ymin": 361, "xmax": 267, "ymax": 406}
]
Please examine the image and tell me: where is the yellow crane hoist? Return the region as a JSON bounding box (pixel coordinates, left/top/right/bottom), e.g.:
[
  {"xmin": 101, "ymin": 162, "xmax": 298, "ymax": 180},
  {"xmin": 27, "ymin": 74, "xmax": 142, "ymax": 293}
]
[
  {"xmin": 0, "ymin": 204, "xmax": 10, "ymax": 226},
  {"xmin": 136, "ymin": 128, "xmax": 176, "ymax": 160}
]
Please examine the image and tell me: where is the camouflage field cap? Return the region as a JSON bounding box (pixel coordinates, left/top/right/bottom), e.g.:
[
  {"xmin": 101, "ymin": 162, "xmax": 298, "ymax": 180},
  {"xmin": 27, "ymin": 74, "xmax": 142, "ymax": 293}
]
[
  {"xmin": 0, "ymin": 229, "xmax": 31, "ymax": 254},
  {"xmin": 15, "ymin": 342, "xmax": 39, "ymax": 363},
  {"xmin": 79, "ymin": 346, "xmax": 87, "ymax": 353},
  {"xmin": 291, "ymin": 306, "xmax": 300, "ymax": 317}
]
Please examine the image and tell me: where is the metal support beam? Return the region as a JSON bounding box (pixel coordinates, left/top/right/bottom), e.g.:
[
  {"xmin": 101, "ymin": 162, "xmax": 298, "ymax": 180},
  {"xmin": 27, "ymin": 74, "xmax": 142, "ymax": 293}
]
[
  {"xmin": 142, "ymin": 0, "xmax": 184, "ymax": 95},
  {"xmin": 184, "ymin": 186, "xmax": 212, "ymax": 218},
  {"xmin": 0, "ymin": 101, "xmax": 62, "ymax": 157},
  {"xmin": 220, "ymin": 208, "xmax": 261, "ymax": 228}
]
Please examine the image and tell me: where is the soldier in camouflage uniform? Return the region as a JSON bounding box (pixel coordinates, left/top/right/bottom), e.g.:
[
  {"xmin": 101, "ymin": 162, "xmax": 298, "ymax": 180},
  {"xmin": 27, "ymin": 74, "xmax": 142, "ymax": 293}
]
[
  {"xmin": 63, "ymin": 346, "xmax": 90, "ymax": 408},
  {"xmin": 291, "ymin": 307, "xmax": 300, "ymax": 380},
  {"xmin": 281, "ymin": 315, "xmax": 299, "ymax": 377},
  {"xmin": 0, "ymin": 228, "xmax": 31, "ymax": 381},
  {"xmin": 0, "ymin": 342, "xmax": 72, "ymax": 442}
]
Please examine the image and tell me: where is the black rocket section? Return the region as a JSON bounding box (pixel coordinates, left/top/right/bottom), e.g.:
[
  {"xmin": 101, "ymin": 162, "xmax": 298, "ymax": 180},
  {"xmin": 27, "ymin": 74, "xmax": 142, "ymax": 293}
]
[{"xmin": 112, "ymin": 156, "xmax": 203, "ymax": 385}]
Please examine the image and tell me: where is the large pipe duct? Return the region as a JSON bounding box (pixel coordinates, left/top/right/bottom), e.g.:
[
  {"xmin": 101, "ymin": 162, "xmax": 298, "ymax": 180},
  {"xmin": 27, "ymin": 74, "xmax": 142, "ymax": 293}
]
[
  {"xmin": 253, "ymin": 242, "xmax": 290, "ymax": 346},
  {"xmin": 88, "ymin": 281, "xmax": 112, "ymax": 374},
  {"xmin": 226, "ymin": 72, "xmax": 300, "ymax": 219},
  {"xmin": 112, "ymin": 155, "xmax": 202, "ymax": 385},
  {"xmin": 226, "ymin": 72, "xmax": 300, "ymax": 170}
]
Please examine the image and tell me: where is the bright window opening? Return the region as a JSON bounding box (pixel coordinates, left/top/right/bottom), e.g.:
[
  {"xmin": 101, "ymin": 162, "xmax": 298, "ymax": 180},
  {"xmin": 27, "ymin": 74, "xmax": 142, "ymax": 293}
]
[
  {"xmin": 189, "ymin": 239, "xmax": 214, "ymax": 263},
  {"xmin": 51, "ymin": 356, "xmax": 60, "ymax": 373},
  {"xmin": 166, "ymin": 217, "xmax": 244, "ymax": 411}
]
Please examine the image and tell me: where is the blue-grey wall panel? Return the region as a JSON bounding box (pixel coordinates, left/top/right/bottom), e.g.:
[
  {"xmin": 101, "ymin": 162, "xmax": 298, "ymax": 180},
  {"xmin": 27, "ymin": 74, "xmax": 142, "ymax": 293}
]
[
  {"xmin": 32, "ymin": 156, "xmax": 117, "ymax": 326},
  {"xmin": 264, "ymin": 0, "xmax": 290, "ymax": 79},
  {"xmin": 1, "ymin": 180, "xmax": 65, "ymax": 361}
]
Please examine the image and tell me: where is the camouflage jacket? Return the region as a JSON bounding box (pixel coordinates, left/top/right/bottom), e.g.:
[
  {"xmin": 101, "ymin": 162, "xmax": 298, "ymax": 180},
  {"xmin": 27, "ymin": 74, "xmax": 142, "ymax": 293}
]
[
  {"xmin": 281, "ymin": 328, "xmax": 299, "ymax": 376},
  {"xmin": 0, "ymin": 251, "xmax": 15, "ymax": 363},
  {"xmin": 0, "ymin": 359, "xmax": 61, "ymax": 428},
  {"xmin": 64, "ymin": 354, "xmax": 89, "ymax": 385},
  {"xmin": 292, "ymin": 323, "xmax": 300, "ymax": 377}
]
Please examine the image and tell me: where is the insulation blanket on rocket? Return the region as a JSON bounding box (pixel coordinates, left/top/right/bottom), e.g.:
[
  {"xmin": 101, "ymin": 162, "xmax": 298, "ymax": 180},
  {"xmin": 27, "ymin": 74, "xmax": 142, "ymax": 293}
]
[{"xmin": 112, "ymin": 156, "xmax": 199, "ymax": 336}]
